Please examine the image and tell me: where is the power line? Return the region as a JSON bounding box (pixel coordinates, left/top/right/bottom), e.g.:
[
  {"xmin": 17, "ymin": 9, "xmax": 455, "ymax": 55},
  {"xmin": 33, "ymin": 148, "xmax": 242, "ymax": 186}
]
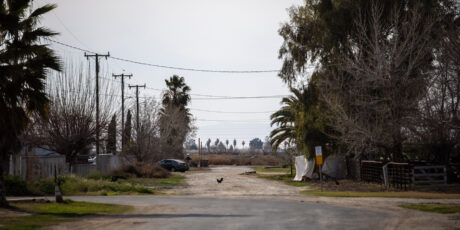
[
  {"xmin": 191, "ymin": 108, "xmax": 275, "ymax": 114},
  {"xmin": 109, "ymin": 56, "xmax": 279, "ymax": 74},
  {"xmin": 47, "ymin": 39, "xmax": 301, "ymax": 74},
  {"xmin": 196, "ymin": 119, "xmax": 269, "ymax": 122},
  {"xmin": 192, "ymin": 95, "xmax": 286, "ymax": 100}
]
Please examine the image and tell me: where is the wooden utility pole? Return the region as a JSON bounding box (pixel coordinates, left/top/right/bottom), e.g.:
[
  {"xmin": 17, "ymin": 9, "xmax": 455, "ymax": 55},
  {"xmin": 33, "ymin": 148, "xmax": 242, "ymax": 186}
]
[
  {"xmin": 85, "ymin": 52, "xmax": 110, "ymax": 155},
  {"xmin": 129, "ymin": 84, "xmax": 146, "ymax": 157},
  {"xmin": 128, "ymin": 84, "xmax": 146, "ymax": 132},
  {"xmin": 112, "ymin": 73, "xmax": 132, "ymax": 147}
]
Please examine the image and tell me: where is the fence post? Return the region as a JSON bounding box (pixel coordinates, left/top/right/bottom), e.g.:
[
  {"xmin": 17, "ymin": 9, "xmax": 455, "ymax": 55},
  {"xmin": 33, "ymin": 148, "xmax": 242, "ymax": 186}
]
[{"xmin": 382, "ymin": 164, "xmax": 388, "ymax": 189}]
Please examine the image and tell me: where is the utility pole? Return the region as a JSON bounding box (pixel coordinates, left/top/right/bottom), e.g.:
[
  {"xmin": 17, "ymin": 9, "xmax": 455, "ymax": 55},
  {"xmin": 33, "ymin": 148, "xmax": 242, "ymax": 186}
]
[
  {"xmin": 85, "ymin": 52, "xmax": 110, "ymax": 155},
  {"xmin": 128, "ymin": 84, "xmax": 146, "ymax": 132},
  {"xmin": 129, "ymin": 84, "xmax": 146, "ymax": 157},
  {"xmin": 112, "ymin": 73, "xmax": 132, "ymax": 147}
]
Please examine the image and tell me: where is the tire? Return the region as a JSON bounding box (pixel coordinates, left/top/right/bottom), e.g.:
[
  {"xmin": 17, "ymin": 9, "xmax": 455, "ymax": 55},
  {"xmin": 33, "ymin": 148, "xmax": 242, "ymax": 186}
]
[{"xmin": 171, "ymin": 167, "xmax": 176, "ymax": 172}]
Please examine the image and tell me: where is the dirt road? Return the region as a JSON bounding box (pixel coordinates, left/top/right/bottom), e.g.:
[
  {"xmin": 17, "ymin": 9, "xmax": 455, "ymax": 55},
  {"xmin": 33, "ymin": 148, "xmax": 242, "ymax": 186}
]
[{"xmin": 164, "ymin": 166, "xmax": 303, "ymax": 197}]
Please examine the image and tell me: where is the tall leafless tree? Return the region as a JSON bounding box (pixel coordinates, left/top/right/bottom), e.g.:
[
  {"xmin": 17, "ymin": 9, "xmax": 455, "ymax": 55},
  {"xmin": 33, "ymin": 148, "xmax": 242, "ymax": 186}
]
[
  {"xmin": 24, "ymin": 63, "xmax": 117, "ymax": 170},
  {"xmin": 320, "ymin": 3, "xmax": 438, "ymax": 160},
  {"xmin": 411, "ymin": 9, "xmax": 460, "ymax": 163},
  {"xmin": 125, "ymin": 98, "xmax": 161, "ymax": 163}
]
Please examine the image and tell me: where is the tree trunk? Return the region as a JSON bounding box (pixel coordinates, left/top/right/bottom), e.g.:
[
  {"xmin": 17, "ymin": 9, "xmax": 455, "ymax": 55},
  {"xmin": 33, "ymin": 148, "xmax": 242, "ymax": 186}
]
[
  {"xmin": 392, "ymin": 142, "xmax": 404, "ymax": 162},
  {"xmin": 0, "ymin": 154, "xmax": 9, "ymax": 207}
]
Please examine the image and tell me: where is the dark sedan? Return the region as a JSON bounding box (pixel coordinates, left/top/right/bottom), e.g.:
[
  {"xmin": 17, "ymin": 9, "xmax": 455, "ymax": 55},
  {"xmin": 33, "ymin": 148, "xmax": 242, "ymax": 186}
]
[{"xmin": 159, "ymin": 159, "xmax": 189, "ymax": 172}]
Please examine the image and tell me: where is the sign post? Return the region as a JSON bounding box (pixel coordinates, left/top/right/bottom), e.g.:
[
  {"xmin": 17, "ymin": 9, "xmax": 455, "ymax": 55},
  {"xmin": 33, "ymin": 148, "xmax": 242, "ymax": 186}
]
[{"xmin": 315, "ymin": 146, "xmax": 323, "ymax": 191}]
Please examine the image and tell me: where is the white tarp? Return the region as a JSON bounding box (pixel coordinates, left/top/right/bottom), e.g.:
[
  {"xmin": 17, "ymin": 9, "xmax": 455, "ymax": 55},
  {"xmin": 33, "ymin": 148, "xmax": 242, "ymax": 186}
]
[
  {"xmin": 293, "ymin": 155, "xmax": 315, "ymax": 181},
  {"xmin": 321, "ymin": 154, "xmax": 346, "ymax": 179}
]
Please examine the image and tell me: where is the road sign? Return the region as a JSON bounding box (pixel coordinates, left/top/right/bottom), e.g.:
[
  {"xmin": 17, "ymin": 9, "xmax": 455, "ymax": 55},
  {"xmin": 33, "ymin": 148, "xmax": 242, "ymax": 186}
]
[{"xmin": 315, "ymin": 146, "xmax": 323, "ymax": 165}]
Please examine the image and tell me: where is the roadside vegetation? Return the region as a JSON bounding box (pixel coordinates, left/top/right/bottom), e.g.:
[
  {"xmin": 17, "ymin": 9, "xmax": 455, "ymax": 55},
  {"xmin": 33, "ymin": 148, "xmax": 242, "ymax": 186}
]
[
  {"xmin": 302, "ymin": 190, "xmax": 460, "ymax": 199},
  {"xmin": 4, "ymin": 175, "xmax": 155, "ymax": 196},
  {"xmin": 4, "ymin": 164, "xmax": 186, "ymax": 196},
  {"xmin": 0, "ymin": 199, "xmax": 132, "ymax": 229},
  {"xmin": 400, "ymin": 203, "xmax": 460, "ymax": 213}
]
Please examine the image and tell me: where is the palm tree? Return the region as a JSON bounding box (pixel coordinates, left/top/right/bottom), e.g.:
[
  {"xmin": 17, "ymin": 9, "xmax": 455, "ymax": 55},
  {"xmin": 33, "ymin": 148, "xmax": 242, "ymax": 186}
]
[
  {"xmin": 233, "ymin": 139, "xmax": 237, "ymax": 149},
  {"xmin": 159, "ymin": 75, "xmax": 192, "ymax": 158},
  {"xmin": 162, "ymin": 75, "xmax": 191, "ymax": 108},
  {"xmin": 242, "ymin": 141, "xmax": 246, "ymax": 149},
  {"xmin": 225, "ymin": 139, "xmax": 229, "ymax": 150},
  {"xmin": 0, "ymin": 0, "xmax": 61, "ymax": 207},
  {"xmin": 270, "ymin": 84, "xmax": 330, "ymax": 159},
  {"xmin": 269, "ymin": 87, "xmax": 304, "ymax": 152}
]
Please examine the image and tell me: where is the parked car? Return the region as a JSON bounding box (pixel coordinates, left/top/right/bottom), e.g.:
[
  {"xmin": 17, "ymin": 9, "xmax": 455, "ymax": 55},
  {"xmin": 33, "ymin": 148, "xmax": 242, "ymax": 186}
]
[{"xmin": 159, "ymin": 159, "xmax": 189, "ymax": 172}]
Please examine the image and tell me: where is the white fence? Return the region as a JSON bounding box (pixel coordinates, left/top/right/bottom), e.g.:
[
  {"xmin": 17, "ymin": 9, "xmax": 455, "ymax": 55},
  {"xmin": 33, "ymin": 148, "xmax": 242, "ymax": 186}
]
[
  {"xmin": 9, "ymin": 155, "xmax": 67, "ymax": 180},
  {"xmin": 9, "ymin": 154, "xmax": 134, "ymax": 180},
  {"xmin": 412, "ymin": 165, "xmax": 447, "ymax": 186}
]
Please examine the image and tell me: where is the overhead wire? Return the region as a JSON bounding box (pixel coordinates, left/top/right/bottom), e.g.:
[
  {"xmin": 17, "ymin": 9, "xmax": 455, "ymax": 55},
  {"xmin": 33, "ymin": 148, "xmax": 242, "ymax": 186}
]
[
  {"xmin": 46, "ymin": 39, "xmax": 321, "ymax": 74},
  {"xmin": 191, "ymin": 108, "xmax": 275, "ymax": 114}
]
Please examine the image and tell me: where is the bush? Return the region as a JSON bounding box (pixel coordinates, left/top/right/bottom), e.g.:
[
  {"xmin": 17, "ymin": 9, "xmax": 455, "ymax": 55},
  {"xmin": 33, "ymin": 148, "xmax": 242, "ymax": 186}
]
[
  {"xmin": 86, "ymin": 172, "xmax": 111, "ymax": 181},
  {"xmin": 110, "ymin": 163, "xmax": 170, "ymax": 178},
  {"xmin": 3, "ymin": 175, "xmax": 55, "ymax": 196},
  {"xmin": 31, "ymin": 179, "xmax": 55, "ymax": 195},
  {"xmin": 3, "ymin": 175, "xmax": 31, "ymax": 196}
]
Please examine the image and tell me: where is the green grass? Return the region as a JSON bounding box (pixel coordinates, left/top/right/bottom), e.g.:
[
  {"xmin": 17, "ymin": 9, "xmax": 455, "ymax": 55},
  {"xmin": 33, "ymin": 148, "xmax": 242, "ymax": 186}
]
[
  {"xmin": 124, "ymin": 174, "xmax": 186, "ymax": 187},
  {"xmin": 400, "ymin": 203, "xmax": 460, "ymax": 214},
  {"xmin": 0, "ymin": 200, "xmax": 132, "ymax": 230},
  {"xmin": 251, "ymin": 166, "xmax": 290, "ymax": 173},
  {"xmin": 255, "ymin": 173, "xmax": 309, "ymax": 187},
  {"xmin": 301, "ymin": 190, "xmax": 460, "ymax": 199},
  {"xmin": 59, "ymin": 176, "xmax": 155, "ymax": 195},
  {"xmin": 4, "ymin": 175, "xmax": 158, "ymax": 196}
]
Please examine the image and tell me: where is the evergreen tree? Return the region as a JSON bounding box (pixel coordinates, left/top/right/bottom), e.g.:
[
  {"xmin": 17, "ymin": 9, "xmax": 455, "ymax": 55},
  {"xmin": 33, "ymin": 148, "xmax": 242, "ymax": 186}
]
[
  {"xmin": 123, "ymin": 110, "xmax": 132, "ymax": 150},
  {"xmin": 0, "ymin": 0, "xmax": 61, "ymax": 207},
  {"xmin": 107, "ymin": 115, "xmax": 117, "ymax": 154}
]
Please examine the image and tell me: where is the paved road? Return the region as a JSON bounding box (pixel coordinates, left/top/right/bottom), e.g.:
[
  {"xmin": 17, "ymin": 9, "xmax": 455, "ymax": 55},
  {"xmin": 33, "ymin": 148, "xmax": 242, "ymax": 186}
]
[{"xmin": 56, "ymin": 196, "xmax": 393, "ymax": 230}]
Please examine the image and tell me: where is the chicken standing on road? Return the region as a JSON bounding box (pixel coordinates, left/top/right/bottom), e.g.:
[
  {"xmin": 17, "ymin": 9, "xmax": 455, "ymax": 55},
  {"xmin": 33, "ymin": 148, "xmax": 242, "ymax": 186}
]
[{"xmin": 217, "ymin": 178, "xmax": 223, "ymax": 184}]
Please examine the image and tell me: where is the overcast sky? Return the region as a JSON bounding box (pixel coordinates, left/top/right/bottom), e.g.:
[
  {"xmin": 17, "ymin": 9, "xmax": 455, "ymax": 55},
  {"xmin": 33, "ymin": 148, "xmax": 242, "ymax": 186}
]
[{"xmin": 36, "ymin": 0, "xmax": 302, "ymax": 147}]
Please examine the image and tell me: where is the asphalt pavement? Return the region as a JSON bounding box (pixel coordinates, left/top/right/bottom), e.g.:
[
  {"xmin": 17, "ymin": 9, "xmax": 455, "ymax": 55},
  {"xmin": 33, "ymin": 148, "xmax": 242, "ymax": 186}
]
[{"xmin": 63, "ymin": 196, "xmax": 393, "ymax": 230}]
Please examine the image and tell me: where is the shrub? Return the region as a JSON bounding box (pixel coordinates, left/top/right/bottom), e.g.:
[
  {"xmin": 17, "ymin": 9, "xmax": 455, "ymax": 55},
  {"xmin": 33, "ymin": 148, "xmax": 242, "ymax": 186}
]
[
  {"xmin": 3, "ymin": 175, "xmax": 55, "ymax": 196},
  {"xmin": 3, "ymin": 175, "xmax": 31, "ymax": 196},
  {"xmin": 110, "ymin": 163, "xmax": 170, "ymax": 178},
  {"xmin": 86, "ymin": 172, "xmax": 111, "ymax": 181},
  {"xmin": 32, "ymin": 179, "xmax": 55, "ymax": 195}
]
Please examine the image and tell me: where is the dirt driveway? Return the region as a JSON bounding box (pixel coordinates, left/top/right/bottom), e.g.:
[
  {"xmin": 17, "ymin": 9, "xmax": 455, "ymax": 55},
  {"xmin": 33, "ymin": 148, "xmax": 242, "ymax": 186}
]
[{"xmin": 165, "ymin": 166, "xmax": 303, "ymax": 197}]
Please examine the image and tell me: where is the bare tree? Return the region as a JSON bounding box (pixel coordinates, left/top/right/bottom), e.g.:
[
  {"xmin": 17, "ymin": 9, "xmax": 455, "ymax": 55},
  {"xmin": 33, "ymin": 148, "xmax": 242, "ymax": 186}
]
[
  {"xmin": 411, "ymin": 11, "xmax": 460, "ymax": 163},
  {"xmin": 24, "ymin": 63, "xmax": 117, "ymax": 169},
  {"xmin": 126, "ymin": 98, "xmax": 161, "ymax": 163},
  {"xmin": 320, "ymin": 3, "xmax": 437, "ymax": 160}
]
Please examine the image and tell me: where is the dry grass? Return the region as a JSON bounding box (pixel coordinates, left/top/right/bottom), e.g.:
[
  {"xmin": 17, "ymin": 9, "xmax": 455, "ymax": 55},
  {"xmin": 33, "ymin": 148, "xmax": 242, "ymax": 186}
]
[
  {"xmin": 190, "ymin": 154, "xmax": 281, "ymax": 166},
  {"xmin": 110, "ymin": 163, "xmax": 170, "ymax": 178}
]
